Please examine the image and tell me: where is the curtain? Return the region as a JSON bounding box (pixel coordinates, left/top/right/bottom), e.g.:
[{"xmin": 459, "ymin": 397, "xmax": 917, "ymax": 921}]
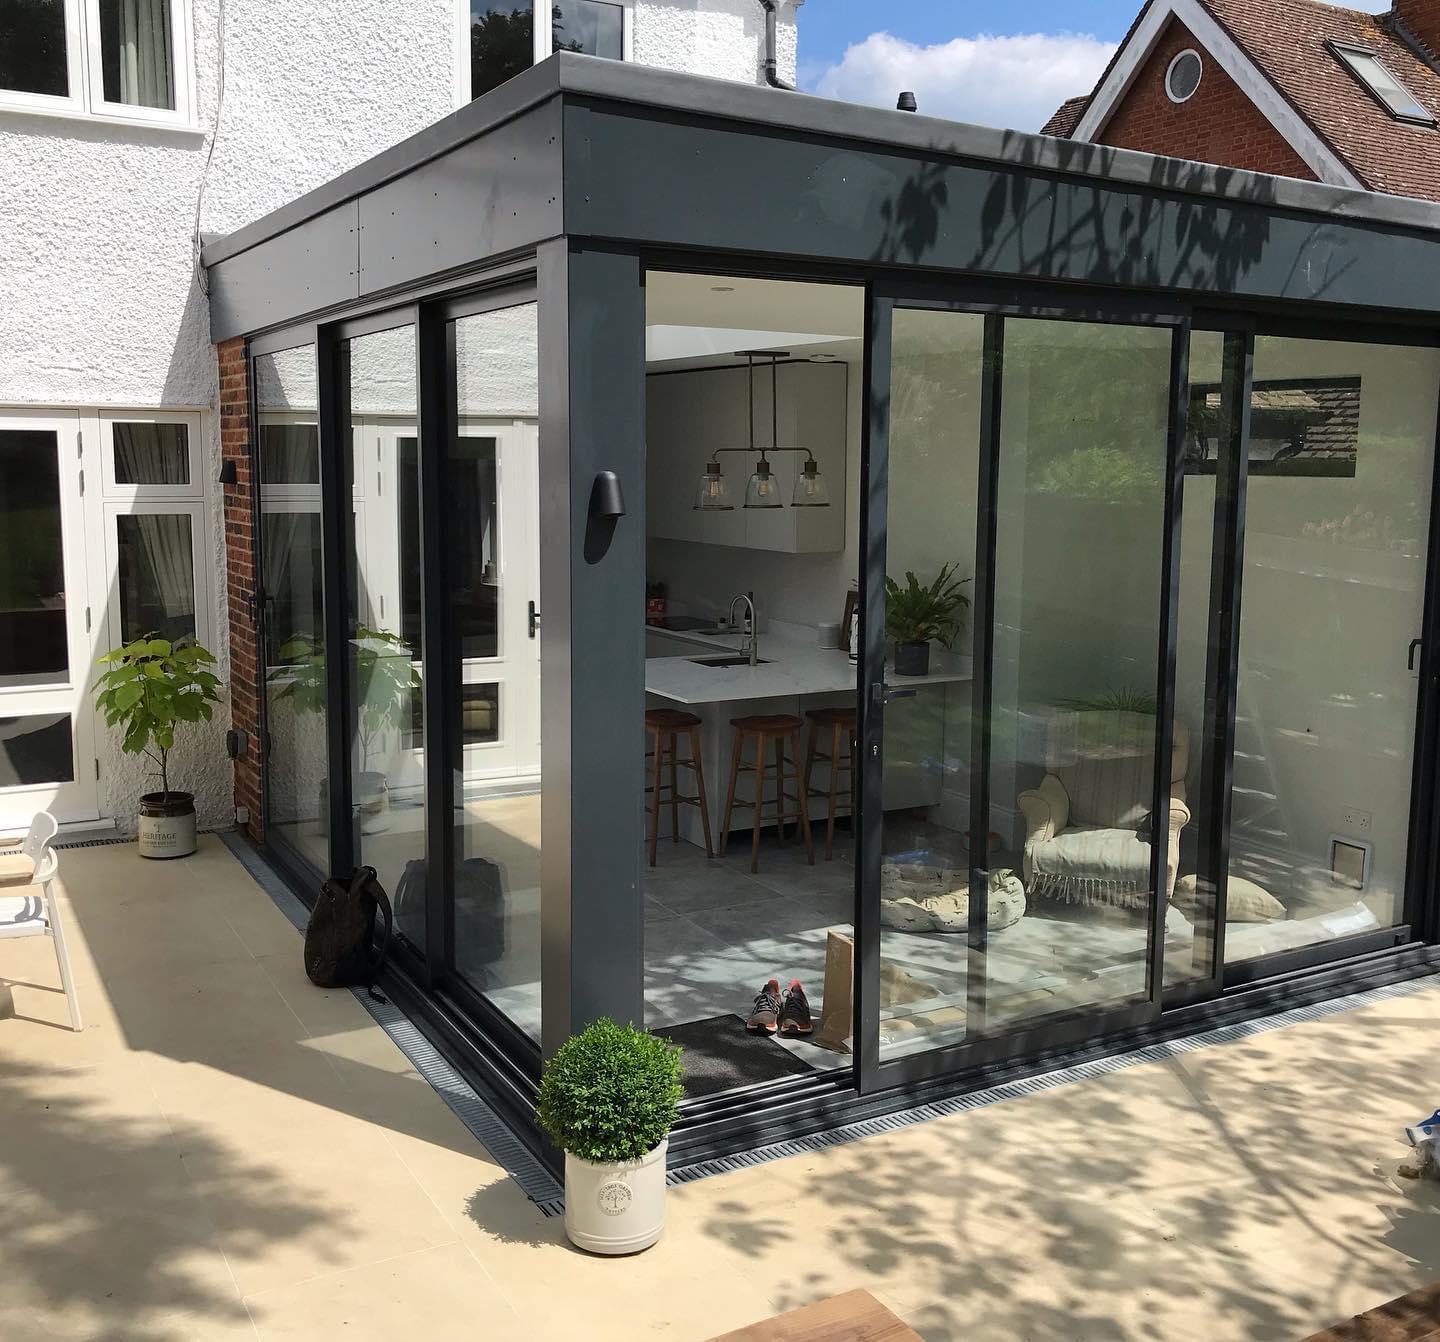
[
  {"xmin": 119, "ymin": 514, "xmax": 193, "ymax": 642},
  {"xmin": 260, "ymin": 425, "xmax": 320, "ymax": 484},
  {"xmin": 111, "ymin": 0, "xmax": 173, "ymax": 110},
  {"xmin": 113, "ymin": 422, "xmax": 187, "ymax": 485}
]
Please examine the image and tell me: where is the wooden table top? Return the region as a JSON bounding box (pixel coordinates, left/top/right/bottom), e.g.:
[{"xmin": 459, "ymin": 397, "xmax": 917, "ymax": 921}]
[{"xmin": 706, "ymin": 1289, "xmax": 922, "ymax": 1342}]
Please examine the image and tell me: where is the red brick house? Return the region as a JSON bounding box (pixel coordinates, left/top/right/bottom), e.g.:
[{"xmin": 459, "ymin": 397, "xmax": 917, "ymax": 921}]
[{"xmin": 1044, "ymin": 0, "xmax": 1440, "ymax": 200}]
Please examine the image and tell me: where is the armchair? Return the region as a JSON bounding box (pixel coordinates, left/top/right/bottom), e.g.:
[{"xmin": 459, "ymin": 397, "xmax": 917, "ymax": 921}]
[{"xmin": 1017, "ymin": 715, "xmax": 1191, "ymax": 909}]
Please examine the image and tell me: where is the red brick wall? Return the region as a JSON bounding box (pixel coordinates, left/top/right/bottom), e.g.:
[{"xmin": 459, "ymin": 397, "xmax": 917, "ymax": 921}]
[
  {"xmin": 1095, "ymin": 19, "xmax": 1319, "ymax": 182},
  {"xmin": 219, "ymin": 337, "xmax": 263, "ymax": 845},
  {"xmin": 1397, "ymin": 1, "xmax": 1440, "ymax": 60}
]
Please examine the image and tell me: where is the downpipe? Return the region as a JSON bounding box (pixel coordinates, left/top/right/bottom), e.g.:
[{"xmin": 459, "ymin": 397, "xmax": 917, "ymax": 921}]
[{"xmin": 759, "ymin": 0, "xmax": 796, "ymax": 91}]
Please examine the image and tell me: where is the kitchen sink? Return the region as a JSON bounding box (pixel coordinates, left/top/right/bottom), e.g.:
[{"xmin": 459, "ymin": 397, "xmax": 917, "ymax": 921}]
[{"xmin": 689, "ymin": 655, "xmax": 770, "ymax": 668}]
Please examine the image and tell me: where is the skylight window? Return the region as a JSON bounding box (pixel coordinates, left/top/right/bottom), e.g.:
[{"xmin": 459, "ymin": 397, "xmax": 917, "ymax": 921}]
[{"xmin": 1329, "ymin": 42, "xmax": 1436, "ymax": 127}]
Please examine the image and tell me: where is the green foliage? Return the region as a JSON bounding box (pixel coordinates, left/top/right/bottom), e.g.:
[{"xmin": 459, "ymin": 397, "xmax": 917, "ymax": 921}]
[
  {"xmin": 276, "ymin": 627, "xmax": 421, "ymax": 773},
  {"xmin": 92, "ymin": 637, "xmax": 222, "ymax": 800},
  {"xmin": 884, "ymin": 563, "xmax": 971, "ymax": 648},
  {"xmin": 536, "ymin": 1019, "xmax": 683, "ymax": 1164},
  {"xmin": 1057, "ymin": 686, "xmax": 1158, "ymax": 715},
  {"xmin": 1031, "ymin": 446, "xmax": 1162, "ymax": 501}
]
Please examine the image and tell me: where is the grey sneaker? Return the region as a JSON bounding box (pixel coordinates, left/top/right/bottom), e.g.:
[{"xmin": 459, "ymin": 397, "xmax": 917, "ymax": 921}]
[
  {"xmin": 746, "ymin": 978, "xmax": 782, "ymax": 1034},
  {"xmin": 778, "ymin": 979, "xmax": 813, "ymax": 1036}
]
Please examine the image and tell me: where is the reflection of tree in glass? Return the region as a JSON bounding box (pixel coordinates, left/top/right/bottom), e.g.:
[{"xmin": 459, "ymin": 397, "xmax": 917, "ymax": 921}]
[
  {"xmin": 552, "ymin": 3, "xmax": 583, "ymax": 53},
  {"xmin": 470, "ymin": 7, "xmax": 533, "ymax": 98}
]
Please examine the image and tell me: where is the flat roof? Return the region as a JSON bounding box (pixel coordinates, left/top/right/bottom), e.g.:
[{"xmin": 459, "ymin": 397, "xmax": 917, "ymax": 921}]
[{"xmin": 203, "ymin": 50, "xmax": 1440, "ymax": 273}]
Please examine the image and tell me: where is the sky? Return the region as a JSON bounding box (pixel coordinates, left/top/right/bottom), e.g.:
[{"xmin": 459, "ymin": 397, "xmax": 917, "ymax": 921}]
[{"xmin": 798, "ymin": 0, "xmax": 1392, "ymax": 131}]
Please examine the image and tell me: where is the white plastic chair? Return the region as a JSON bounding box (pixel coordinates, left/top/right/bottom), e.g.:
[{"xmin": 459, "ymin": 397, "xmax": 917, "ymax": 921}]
[{"xmin": 0, "ymin": 813, "xmax": 82, "ymax": 1032}]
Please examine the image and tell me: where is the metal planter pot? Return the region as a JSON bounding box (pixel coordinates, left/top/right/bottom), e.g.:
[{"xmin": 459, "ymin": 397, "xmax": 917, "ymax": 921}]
[{"xmin": 138, "ymin": 792, "xmax": 197, "ymax": 859}]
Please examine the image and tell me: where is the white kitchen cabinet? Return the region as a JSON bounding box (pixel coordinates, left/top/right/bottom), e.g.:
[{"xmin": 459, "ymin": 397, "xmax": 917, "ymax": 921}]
[{"xmin": 646, "ymin": 361, "xmax": 846, "ymax": 554}]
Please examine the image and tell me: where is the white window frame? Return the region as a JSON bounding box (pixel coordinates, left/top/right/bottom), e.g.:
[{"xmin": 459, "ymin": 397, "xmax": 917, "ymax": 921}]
[
  {"xmin": 1165, "ymin": 49, "xmax": 1203, "ymax": 105},
  {"xmin": 102, "ymin": 497, "xmax": 212, "ymax": 652},
  {"xmin": 454, "ymin": 0, "xmax": 634, "ymax": 107},
  {"xmin": 0, "ymin": 0, "xmax": 197, "ymax": 129},
  {"xmin": 98, "ymin": 410, "xmax": 203, "ymax": 499}
]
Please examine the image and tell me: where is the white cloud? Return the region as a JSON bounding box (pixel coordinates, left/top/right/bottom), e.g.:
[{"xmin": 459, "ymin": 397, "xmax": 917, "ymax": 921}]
[{"xmin": 809, "ymin": 30, "xmax": 1119, "ymax": 132}]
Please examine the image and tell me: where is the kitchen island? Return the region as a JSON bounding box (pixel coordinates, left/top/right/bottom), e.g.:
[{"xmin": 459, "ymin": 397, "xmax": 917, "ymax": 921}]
[{"xmin": 645, "ymin": 624, "xmax": 971, "ymax": 847}]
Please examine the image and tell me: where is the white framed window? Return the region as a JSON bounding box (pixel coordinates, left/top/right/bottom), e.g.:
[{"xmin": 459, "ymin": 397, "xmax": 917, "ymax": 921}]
[
  {"xmin": 458, "ymin": 0, "xmax": 633, "ymax": 106},
  {"xmin": 1330, "ymin": 41, "xmax": 1436, "ymax": 128},
  {"xmin": 98, "ymin": 411, "xmax": 202, "ymax": 498},
  {"xmin": 0, "ymin": 0, "xmax": 196, "ymax": 128},
  {"xmin": 1165, "ymin": 49, "xmax": 1204, "ymax": 105}
]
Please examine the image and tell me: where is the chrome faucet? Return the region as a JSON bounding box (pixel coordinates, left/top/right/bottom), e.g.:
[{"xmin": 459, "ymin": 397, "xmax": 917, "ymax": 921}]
[{"xmin": 728, "ymin": 592, "xmax": 759, "ymax": 666}]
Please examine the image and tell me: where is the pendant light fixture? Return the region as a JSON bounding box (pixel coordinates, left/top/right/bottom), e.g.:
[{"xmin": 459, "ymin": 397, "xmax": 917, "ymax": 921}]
[{"xmin": 694, "ymin": 349, "xmax": 831, "ymax": 511}]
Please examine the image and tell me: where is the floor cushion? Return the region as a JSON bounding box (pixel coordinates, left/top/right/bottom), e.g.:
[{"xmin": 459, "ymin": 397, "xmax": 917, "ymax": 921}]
[
  {"xmin": 880, "ymin": 865, "xmax": 1025, "ymax": 933},
  {"xmin": 1173, "ymin": 872, "xmax": 1286, "ymax": 922}
]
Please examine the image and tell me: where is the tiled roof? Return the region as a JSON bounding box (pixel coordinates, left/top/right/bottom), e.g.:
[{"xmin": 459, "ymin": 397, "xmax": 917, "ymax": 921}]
[
  {"xmin": 1040, "ymin": 94, "xmax": 1091, "ymax": 137},
  {"xmin": 1043, "ymin": 0, "xmax": 1440, "ymax": 202}
]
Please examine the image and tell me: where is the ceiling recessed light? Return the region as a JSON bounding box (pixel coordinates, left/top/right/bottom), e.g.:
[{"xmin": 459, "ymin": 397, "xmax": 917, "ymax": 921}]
[{"xmin": 711, "ymin": 285, "xmax": 735, "ymax": 292}]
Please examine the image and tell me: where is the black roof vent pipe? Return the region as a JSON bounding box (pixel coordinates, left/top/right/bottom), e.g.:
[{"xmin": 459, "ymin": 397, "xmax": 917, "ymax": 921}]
[
  {"xmin": 759, "ymin": 0, "xmax": 797, "ymax": 91},
  {"xmin": 897, "ymin": 91, "xmax": 918, "ymax": 112}
]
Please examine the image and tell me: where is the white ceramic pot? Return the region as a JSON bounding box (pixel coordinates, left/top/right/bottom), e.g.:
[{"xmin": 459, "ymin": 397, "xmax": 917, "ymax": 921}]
[
  {"xmin": 563, "ymin": 1138, "xmax": 667, "ymax": 1255},
  {"xmin": 138, "ymin": 792, "xmax": 197, "ymax": 859}
]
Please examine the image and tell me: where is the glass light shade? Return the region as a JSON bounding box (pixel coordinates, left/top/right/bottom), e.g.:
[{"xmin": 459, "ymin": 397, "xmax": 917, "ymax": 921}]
[
  {"xmin": 791, "ymin": 457, "xmax": 830, "ymax": 507},
  {"xmin": 694, "ymin": 462, "xmax": 734, "ymax": 511},
  {"xmin": 744, "ymin": 459, "xmax": 783, "ymax": 509}
]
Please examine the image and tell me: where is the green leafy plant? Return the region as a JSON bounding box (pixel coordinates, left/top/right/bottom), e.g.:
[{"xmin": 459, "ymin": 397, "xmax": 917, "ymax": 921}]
[
  {"xmin": 537, "ymin": 1019, "xmax": 683, "ymax": 1164},
  {"xmin": 1057, "ymin": 686, "xmax": 1158, "ymax": 715},
  {"xmin": 92, "ymin": 637, "xmax": 223, "ymax": 801},
  {"xmin": 884, "ymin": 564, "xmax": 972, "ymax": 647},
  {"xmin": 276, "ymin": 627, "xmax": 421, "ymax": 774}
]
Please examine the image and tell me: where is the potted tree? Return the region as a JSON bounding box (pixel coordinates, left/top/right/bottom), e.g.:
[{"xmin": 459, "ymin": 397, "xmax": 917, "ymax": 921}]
[
  {"xmin": 277, "ymin": 627, "xmax": 420, "ymax": 833},
  {"xmin": 884, "ymin": 563, "xmax": 971, "ymax": 677},
  {"xmin": 93, "ymin": 636, "xmax": 223, "ymax": 859},
  {"xmin": 537, "ymin": 1018, "xmax": 683, "ymax": 1255}
]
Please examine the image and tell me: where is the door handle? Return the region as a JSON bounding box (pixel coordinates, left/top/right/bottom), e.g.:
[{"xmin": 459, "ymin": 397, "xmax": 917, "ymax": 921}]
[
  {"xmin": 884, "ymin": 685, "xmax": 918, "ymax": 701},
  {"xmin": 528, "ymin": 601, "xmax": 541, "ymax": 639},
  {"xmin": 869, "ymin": 682, "xmax": 918, "ymax": 706},
  {"xmin": 1409, "ymin": 637, "xmax": 1423, "ymax": 672}
]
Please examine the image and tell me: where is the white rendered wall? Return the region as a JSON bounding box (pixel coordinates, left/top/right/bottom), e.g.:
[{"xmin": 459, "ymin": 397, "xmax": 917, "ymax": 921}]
[{"xmin": 0, "ymin": 0, "xmax": 786, "ymax": 832}]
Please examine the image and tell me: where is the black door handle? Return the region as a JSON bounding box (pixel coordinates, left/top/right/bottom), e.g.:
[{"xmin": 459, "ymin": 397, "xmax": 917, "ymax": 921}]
[
  {"xmin": 528, "ymin": 601, "xmax": 541, "ymax": 639},
  {"xmin": 1409, "ymin": 637, "xmax": 1423, "ymax": 672}
]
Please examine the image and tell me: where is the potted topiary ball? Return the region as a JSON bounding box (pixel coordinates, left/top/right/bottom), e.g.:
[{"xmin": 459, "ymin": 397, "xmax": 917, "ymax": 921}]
[{"xmin": 537, "ymin": 1018, "xmax": 683, "ymax": 1255}]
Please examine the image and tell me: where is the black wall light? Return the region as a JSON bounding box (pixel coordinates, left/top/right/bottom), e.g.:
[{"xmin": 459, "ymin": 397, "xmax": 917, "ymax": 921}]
[
  {"xmin": 218, "ymin": 459, "xmax": 238, "ymax": 486},
  {"xmin": 590, "ymin": 470, "xmax": 627, "ymax": 520}
]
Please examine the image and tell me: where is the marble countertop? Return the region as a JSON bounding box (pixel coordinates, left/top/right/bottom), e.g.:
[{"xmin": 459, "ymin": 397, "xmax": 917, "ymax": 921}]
[{"xmin": 646, "ymin": 629, "xmax": 972, "ymax": 706}]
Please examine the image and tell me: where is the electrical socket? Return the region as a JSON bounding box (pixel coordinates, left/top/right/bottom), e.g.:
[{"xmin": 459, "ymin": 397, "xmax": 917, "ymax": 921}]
[{"xmin": 1342, "ymin": 808, "xmax": 1372, "ymax": 833}]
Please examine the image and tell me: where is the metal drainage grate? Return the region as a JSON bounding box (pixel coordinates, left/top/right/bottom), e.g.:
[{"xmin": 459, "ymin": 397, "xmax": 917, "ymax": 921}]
[
  {"xmin": 52, "ymin": 827, "xmax": 227, "ymax": 850},
  {"xmin": 217, "ymin": 832, "xmax": 563, "ymax": 1208},
  {"xmin": 665, "ymin": 970, "xmax": 1440, "ymax": 1189}
]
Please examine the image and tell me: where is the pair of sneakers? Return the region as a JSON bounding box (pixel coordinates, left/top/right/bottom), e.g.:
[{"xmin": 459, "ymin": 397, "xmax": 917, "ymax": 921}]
[{"xmin": 746, "ymin": 978, "xmax": 812, "ymax": 1036}]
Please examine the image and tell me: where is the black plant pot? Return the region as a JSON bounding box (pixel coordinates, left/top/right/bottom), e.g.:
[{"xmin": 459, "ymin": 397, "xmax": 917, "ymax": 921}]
[
  {"xmin": 138, "ymin": 791, "xmax": 197, "ymax": 859},
  {"xmin": 894, "ymin": 641, "xmax": 931, "ymax": 677}
]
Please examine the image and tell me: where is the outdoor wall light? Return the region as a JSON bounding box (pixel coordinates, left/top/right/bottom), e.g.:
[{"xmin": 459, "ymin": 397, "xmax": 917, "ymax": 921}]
[{"xmin": 218, "ymin": 458, "xmax": 238, "ymax": 486}]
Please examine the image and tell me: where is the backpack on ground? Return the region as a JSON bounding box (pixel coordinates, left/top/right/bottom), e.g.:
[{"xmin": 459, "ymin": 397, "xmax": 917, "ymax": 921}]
[{"xmin": 304, "ymin": 865, "xmax": 393, "ymax": 998}]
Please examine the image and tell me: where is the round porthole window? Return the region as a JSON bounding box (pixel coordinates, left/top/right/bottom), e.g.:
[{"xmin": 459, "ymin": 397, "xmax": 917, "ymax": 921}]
[{"xmin": 1166, "ymin": 49, "xmax": 1204, "ymax": 103}]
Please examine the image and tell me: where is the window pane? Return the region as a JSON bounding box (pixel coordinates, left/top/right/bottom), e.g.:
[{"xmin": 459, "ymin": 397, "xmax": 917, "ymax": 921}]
[
  {"xmin": 256, "ymin": 346, "xmax": 329, "ymax": 872},
  {"xmin": 448, "ymin": 303, "xmax": 540, "ymax": 1041},
  {"xmin": 116, "ymin": 513, "xmax": 195, "ymax": 644},
  {"xmin": 0, "ymin": 0, "xmax": 69, "ymax": 98},
  {"xmin": 552, "ymin": 0, "xmax": 622, "ymax": 58},
  {"xmin": 0, "ymin": 714, "xmax": 73, "ymax": 786},
  {"xmin": 0, "ymin": 428, "xmax": 68, "ymax": 688},
  {"xmin": 1336, "ymin": 47, "xmax": 1433, "ymax": 123},
  {"xmin": 344, "ymin": 327, "xmax": 425, "ymax": 952},
  {"xmin": 470, "ymin": 0, "xmax": 533, "ymax": 99},
  {"xmin": 98, "ymin": 0, "xmax": 174, "ymax": 109},
  {"xmin": 113, "ymin": 422, "xmax": 189, "ymax": 485},
  {"xmin": 258, "ymin": 424, "xmax": 320, "ymax": 484},
  {"xmin": 1226, "ymin": 337, "xmax": 1440, "ymax": 965}
]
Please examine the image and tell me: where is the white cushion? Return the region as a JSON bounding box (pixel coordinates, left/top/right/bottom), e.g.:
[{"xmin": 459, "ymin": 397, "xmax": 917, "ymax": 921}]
[{"xmin": 1173, "ymin": 873, "xmax": 1285, "ymax": 922}]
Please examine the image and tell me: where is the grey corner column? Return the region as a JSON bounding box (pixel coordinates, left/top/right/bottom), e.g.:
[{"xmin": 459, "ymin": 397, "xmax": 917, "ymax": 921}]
[{"xmin": 537, "ymin": 238, "xmax": 647, "ymax": 1058}]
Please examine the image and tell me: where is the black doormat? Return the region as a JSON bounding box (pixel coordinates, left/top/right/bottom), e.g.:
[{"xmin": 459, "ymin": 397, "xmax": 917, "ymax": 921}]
[{"xmin": 654, "ymin": 1014, "xmax": 817, "ymax": 1098}]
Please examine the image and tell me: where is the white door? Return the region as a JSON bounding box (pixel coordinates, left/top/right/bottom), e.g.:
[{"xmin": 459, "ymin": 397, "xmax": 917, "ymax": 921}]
[{"xmin": 0, "ymin": 413, "xmax": 100, "ymax": 827}]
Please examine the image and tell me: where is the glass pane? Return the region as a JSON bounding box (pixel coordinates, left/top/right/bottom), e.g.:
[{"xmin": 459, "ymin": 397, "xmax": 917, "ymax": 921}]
[
  {"xmin": 987, "ymin": 318, "xmax": 1171, "ymax": 1034},
  {"xmin": 1226, "ymin": 337, "xmax": 1440, "ymax": 964},
  {"xmin": 470, "ymin": 0, "xmax": 533, "ymax": 99},
  {"xmin": 552, "ymin": 0, "xmax": 622, "ymax": 58},
  {"xmin": 0, "ymin": 429, "xmax": 68, "ymax": 689},
  {"xmin": 259, "ymin": 425, "xmax": 320, "ymax": 483},
  {"xmin": 0, "ymin": 714, "xmax": 73, "ymax": 786},
  {"xmin": 113, "ymin": 422, "xmax": 189, "ymax": 484},
  {"xmin": 0, "ymin": 0, "xmax": 69, "ymax": 97},
  {"xmin": 879, "ymin": 309, "xmax": 983, "ymax": 1062},
  {"xmin": 448, "ymin": 303, "xmax": 540, "ymax": 1040},
  {"xmin": 116, "ymin": 513, "xmax": 195, "ymax": 644},
  {"xmin": 256, "ymin": 346, "xmax": 329, "ymax": 871},
  {"xmin": 98, "ymin": 0, "xmax": 174, "ymax": 109},
  {"xmin": 1166, "ymin": 330, "xmax": 1230, "ymax": 988},
  {"xmin": 344, "ymin": 326, "xmax": 425, "ymax": 953}
]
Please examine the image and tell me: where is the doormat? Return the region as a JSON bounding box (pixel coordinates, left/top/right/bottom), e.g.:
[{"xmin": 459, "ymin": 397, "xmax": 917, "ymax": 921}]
[{"xmin": 654, "ymin": 1014, "xmax": 816, "ymax": 1098}]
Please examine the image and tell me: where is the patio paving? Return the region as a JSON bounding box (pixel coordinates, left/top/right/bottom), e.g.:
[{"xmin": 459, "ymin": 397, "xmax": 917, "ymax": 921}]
[{"xmin": 0, "ymin": 833, "xmax": 1438, "ymax": 1340}]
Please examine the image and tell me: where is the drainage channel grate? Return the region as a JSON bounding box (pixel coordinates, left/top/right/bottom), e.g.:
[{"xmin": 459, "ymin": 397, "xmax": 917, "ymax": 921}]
[
  {"xmin": 665, "ymin": 970, "xmax": 1440, "ymax": 1189},
  {"xmin": 217, "ymin": 831, "xmax": 563, "ymax": 1209},
  {"xmin": 52, "ymin": 828, "xmax": 227, "ymax": 850}
]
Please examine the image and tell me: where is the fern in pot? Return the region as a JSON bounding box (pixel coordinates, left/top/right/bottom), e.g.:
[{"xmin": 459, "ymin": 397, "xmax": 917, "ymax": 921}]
[
  {"xmin": 537, "ymin": 1019, "xmax": 683, "ymax": 1255},
  {"xmin": 885, "ymin": 563, "xmax": 971, "ymax": 677},
  {"xmin": 93, "ymin": 636, "xmax": 223, "ymax": 859}
]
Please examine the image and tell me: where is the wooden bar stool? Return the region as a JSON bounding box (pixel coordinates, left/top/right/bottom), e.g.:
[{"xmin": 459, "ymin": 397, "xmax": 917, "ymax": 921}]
[
  {"xmin": 645, "ymin": 709, "xmax": 713, "ymax": 865},
  {"xmin": 720, "ymin": 714, "xmax": 814, "ymax": 874},
  {"xmin": 803, "ymin": 706, "xmax": 857, "ymax": 861}
]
